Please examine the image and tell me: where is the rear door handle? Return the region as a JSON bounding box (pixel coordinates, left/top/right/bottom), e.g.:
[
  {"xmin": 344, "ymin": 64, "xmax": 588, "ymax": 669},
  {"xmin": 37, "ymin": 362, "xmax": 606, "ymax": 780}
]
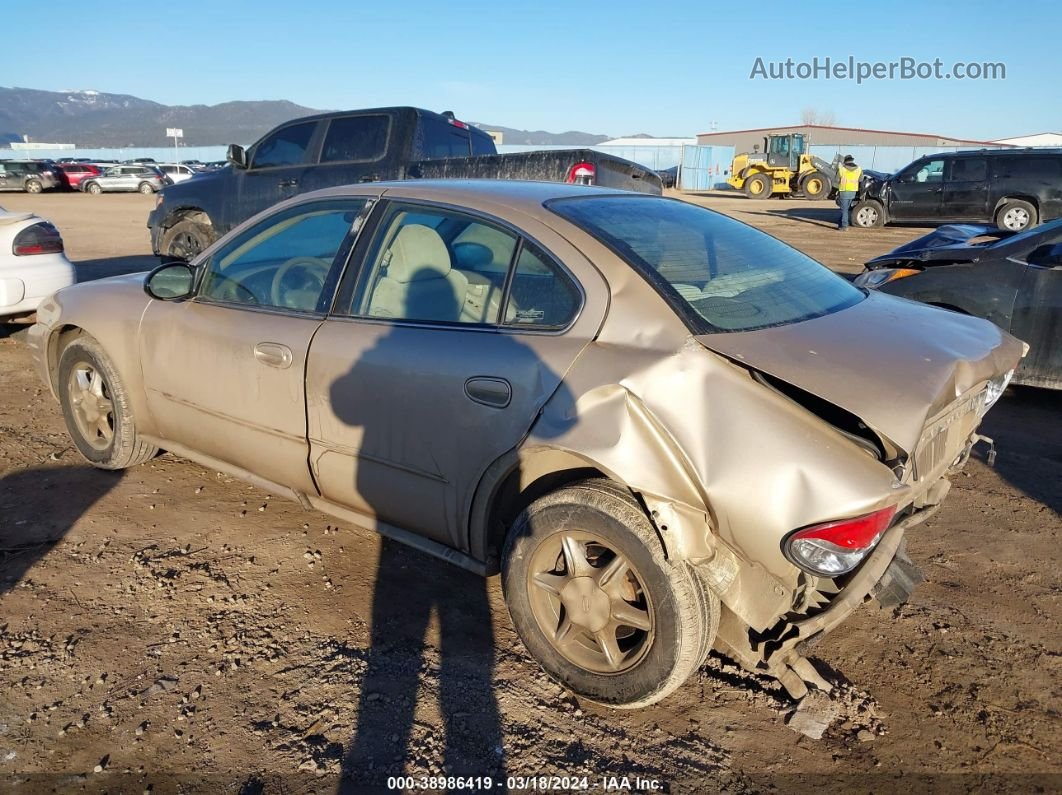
[
  {"xmin": 254, "ymin": 342, "xmax": 293, "ymax": 369},
  {"xmin": 464, "ymin": 377, "xmax": 511, "ymax": 408}
]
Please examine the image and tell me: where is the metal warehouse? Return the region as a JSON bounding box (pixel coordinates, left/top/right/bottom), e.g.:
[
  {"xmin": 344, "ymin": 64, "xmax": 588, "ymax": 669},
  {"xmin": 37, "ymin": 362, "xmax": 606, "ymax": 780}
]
[{"xmin": 696, "ymin": 124, "xmax": 1000, "ymax": 154}]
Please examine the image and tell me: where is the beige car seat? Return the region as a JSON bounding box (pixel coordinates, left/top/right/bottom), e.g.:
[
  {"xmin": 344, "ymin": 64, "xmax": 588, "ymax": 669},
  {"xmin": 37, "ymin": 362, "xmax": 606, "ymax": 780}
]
[{"xmin": 368, "ymin": 224, "xmax": 469, "ymax": 323}]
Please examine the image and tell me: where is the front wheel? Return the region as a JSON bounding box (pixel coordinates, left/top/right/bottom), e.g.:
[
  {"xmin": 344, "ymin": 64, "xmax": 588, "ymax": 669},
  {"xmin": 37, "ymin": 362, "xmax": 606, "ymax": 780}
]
[
  {"xmin": 743, "ymin": 172, "xmax": 772, "ymax": 199},
  {"xmin": 58, "ymin": 336, "xmax": 158, "ymax": 469},
  {"xmin": 851, "ymin": 199, "xmax": 885, "ymax": 228},
  {"xmin": 160, "ymin": 219, "xmax": 215, "ymax": 260},
  {"xmin": 501, "ymin": 480, "xmax": 717, "ymax": 708}
]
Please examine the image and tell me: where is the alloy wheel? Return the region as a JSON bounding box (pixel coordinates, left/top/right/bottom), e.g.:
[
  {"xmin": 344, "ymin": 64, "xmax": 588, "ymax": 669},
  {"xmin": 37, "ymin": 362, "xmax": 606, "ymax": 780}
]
[
  {"xmin": 67, "ymin": 362, "xmax": 115, "ymax": 451},
  {"xmin": 527, "ymin": 530, "xmax": 655, "ymax": 675}
]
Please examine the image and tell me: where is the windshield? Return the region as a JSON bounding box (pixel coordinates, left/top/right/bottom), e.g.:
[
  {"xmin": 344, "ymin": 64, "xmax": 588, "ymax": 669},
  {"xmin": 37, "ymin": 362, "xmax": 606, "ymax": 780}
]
[{"xmin": 549, "ymin": 195, "xmax": 864, "ymax": 332}]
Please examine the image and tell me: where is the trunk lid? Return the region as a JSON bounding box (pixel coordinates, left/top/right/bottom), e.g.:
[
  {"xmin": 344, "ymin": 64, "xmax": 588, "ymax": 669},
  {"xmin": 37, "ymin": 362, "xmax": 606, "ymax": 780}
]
[{"xmin": 695, "ymin": 291, "xmax": 1024, "ymax": 453}]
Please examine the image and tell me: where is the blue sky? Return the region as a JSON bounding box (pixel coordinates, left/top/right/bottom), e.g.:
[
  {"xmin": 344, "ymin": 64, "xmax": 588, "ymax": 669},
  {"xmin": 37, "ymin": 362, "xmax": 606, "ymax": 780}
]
[{"xmin": 4, "ymin": 0, "xmax": 1058, "ymax": 140}]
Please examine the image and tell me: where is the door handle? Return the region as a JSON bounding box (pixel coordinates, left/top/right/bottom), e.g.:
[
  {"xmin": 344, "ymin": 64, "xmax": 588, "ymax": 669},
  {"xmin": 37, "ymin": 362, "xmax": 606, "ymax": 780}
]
[
  {"xmin": 278, "ymin": 178, "xmax": 298, "ymax": 188},
  {"xmin": 254, "ymin": 342, "xmax": 293, "ymax": 369},
  {"xmin": 464, "ymin": 377, "xmax": 511, "ymax": 408}
]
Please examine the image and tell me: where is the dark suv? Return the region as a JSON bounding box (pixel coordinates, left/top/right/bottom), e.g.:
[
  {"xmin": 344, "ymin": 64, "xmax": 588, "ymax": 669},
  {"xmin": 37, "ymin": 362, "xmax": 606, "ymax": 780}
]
[
  {"xmin": 0, "ymin": 160, "xmax": 61, "ymax": 193},
  {"xmin": 852, "ymin": 149, "xmax": 1062, "ymax": 232}
]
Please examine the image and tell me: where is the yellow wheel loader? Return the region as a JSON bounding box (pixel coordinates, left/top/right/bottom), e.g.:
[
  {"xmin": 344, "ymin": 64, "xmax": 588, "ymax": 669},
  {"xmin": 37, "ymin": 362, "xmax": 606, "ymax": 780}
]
[{"xmin": 727, "ymin": 133, "xmax": 837, "ymax": 200}]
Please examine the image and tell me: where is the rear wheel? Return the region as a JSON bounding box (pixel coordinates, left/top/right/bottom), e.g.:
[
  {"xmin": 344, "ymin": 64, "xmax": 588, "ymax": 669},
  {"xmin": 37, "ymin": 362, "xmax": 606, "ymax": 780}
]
[
  {"xmin": 85, "ymin": 182, "xmax": 102, "ymax": 195},
  {"xmin": 743, "ymin": 172, "xmax": 772, "ymax": 199},
  {"xmin": 995, "ymin": 199, "xmax": 1036, "ymax": 232},
  {"xmin": 58, "ymin": 336, "xmax": 158, "ymax": 469},
  {"xmin": 138, "ymin": 181, "xmax": 155, "ymax": 195},
  {"xmin": 801, "ymin": 171, "xmax": 830, "ymax": 200},
  {"xmin": 25, "ymin": 179, "xmax": 42, "ymax": 194},
  {"xmin": 852, "ymin": 199, "xmax": 884, "ymax": 228},
  {"xmin": 160, "ymin": 219, "xmax": 215, "ymax": 260},
  {"xmin": 501, "ymin": 479, "xmax": 717, "ymax": 708}
]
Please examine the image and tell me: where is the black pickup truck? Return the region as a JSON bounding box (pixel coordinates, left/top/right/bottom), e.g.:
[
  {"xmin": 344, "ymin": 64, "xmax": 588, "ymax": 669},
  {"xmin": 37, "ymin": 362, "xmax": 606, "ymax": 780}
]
[{"xmin": 148, "ymin": 106, "xmax": 661, "ymax": 259}]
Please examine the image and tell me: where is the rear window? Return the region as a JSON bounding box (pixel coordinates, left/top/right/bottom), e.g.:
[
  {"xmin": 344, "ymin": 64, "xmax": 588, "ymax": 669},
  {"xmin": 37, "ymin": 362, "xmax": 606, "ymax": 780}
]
[
  {"xmin": 415, "ymin": 118, "xmax": 474, "ymax": 158},
  {"xmin": 471, "ymin": 129, "xmax": 495, "ymax": 155},
  {"xmin": 549, "ymin": 195, "xmax": 864, "ymax": 332}
]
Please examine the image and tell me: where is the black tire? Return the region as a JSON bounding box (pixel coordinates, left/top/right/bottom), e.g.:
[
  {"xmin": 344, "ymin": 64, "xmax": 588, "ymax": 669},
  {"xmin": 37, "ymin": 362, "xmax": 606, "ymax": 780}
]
[
  {"xmin": 994, "ymin": 199, "xmax": 1037, "ymax": 232},
  {"xmin": 800, "ymin": 171, "xmax": 831, "ymax": 200},
  {"xmin": 501, "ymin": 479, "xmax": 717, "ymax": 708},
  {"xmin": 58, "ymin": 335, "xmax": 158, "ymax": 470},
  {"xmin": 25, "ymin": 179, "xmax": 42, "ymax": 194},
  {"xmin": 85, "ymin": 182, "xmax": 102, "ymax": 195},
  {"xmin": 851, "ymin": 199, "xmax": 885, "ymax": 228},
  {"xmin": 160, "ymin": 219, "xmax": 215, "ymax": 261},
  {"xmin": 743, "ymin": 172, "xmax": 772, "ymax": 199},
  {"xmin": 138, "ymin": 181, "xmax": 155, "ymax": 195}
]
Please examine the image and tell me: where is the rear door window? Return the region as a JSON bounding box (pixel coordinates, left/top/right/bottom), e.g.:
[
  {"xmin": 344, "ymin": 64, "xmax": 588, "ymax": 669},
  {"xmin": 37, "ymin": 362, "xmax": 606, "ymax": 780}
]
[
  {"xmin": 345, "ymin": 204, "xmax": 517, "ymax": 324},
  {"xmin": 251, "ymin": 121, "xmax": 318, "ymax": 169},
  {"xmin": 320, "ymin": 115, "xmax": 390, "ymax": 163}
]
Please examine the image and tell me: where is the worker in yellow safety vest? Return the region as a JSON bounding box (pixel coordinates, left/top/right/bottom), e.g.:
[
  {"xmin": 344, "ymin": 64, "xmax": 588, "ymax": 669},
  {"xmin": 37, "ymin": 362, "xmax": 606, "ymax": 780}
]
[{"xmin": 836, "ymin": 154, "xmax": 863, "ymax": 231}]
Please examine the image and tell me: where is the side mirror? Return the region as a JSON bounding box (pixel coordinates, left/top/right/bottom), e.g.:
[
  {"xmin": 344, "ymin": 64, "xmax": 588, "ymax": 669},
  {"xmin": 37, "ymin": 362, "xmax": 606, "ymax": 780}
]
[
  {"xmin": 145, "ymin": 261, "xmax": 196, "ymax": 300},
  {"xmin": 227, "ymin": 144, "xmax": 248, "ymax": 170}
]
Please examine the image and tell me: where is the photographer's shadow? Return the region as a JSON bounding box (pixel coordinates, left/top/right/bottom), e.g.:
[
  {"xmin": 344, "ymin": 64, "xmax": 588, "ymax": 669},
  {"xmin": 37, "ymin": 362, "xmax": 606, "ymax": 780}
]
[
  {"xmin": 0, "ymin": 465, "xmax": 123, "ymax": 597},
  {"xmin": 333, "ymin": 260, "xmax": 572, "ymax": 790}
]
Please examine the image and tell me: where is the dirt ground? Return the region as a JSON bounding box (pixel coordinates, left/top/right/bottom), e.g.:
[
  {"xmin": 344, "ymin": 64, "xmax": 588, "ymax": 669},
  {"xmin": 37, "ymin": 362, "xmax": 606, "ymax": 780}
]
[{"xmin": 0, "ymin": 191, "xmax": 1059, "ymax": 794}]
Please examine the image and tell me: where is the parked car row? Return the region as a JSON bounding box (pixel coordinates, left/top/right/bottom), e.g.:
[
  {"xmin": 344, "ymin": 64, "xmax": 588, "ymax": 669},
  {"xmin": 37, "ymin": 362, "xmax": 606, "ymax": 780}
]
[{"xmin": 0, "ymin": 157, "xmax": 216, "ymax": 194}]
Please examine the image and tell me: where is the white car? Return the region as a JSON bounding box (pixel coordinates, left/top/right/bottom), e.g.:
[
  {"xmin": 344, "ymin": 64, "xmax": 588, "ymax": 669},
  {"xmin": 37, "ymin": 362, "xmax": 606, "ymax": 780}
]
[{"xmin": 0, "ymin": 207, "xmax": 76, "ymax": 319}]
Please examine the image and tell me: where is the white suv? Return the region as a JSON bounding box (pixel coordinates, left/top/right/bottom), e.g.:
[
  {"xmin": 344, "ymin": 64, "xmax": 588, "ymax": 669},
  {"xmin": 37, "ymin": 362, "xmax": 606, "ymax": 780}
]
[{"xmin": 158, "ymin": 164, "xmax": 198, "ymax": 184}]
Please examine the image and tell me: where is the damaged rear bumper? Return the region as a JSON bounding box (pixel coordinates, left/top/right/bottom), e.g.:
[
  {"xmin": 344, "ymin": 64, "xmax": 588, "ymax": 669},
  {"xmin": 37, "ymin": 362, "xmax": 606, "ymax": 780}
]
[{"xmin": 715, "ymin": 504, "xmax": 938, "ymax": 699}]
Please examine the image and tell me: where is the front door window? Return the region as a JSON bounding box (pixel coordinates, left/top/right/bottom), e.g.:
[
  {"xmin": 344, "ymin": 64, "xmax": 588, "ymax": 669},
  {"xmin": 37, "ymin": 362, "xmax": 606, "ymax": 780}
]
[{"xmin": 199, "ymin": 200, "xmax": 366, "ymax": 312}]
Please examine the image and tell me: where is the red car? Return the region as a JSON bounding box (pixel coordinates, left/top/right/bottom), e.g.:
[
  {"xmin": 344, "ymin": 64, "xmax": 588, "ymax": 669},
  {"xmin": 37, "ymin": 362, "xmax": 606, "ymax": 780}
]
[{"xmin": 56, "ymin": 163, "xmax": 101, "ymax": 191}]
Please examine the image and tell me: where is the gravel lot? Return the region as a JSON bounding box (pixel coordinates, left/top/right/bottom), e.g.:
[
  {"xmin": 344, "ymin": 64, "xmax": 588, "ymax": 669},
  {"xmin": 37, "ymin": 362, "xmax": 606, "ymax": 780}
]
[{"xmin": 0, "ymin": 190, "xmax": 1059, "ymax": 793}]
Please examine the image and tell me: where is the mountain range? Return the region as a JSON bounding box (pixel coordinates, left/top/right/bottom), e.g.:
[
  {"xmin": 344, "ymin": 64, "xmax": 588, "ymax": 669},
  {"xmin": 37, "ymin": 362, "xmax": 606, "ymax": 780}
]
[{"xmin": 0, "ymin": 87, "xmax": 612, "ymax": 147}]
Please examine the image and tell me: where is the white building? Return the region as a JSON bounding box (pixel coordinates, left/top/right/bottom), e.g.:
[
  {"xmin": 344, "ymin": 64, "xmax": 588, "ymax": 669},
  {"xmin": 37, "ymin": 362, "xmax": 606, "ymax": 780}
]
[
  {"xmin": 992, "ymin": 132, "xmax": 1062, "ymax": 147},
  {"xmin": 10, "ymin": 141, "xmax": 76, "ymax": 150},
  {"xmin": 599, "ymin": 137, "xmax": 696, "ymax": 147}
]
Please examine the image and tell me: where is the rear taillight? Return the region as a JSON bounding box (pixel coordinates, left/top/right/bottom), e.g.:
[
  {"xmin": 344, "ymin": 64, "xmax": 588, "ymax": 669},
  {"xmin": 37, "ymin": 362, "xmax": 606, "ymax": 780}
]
[
  {"xmin": 13, "ymin": 222, "xmax": 64, "ymax": 256},
  {"xmin": 566, "ymin": 161, "xmax": 596, "ymax": 185},
  {"xmin": 783, "ymin": 506, "xmax": 896, "ymax": 576}
]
